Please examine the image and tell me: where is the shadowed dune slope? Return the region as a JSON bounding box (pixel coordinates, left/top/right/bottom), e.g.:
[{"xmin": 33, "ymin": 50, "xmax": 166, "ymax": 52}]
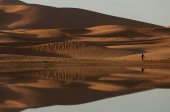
[
  {"xmin": 0, "ymin": 33, "xmax": 20, "ymax": 43},
  {"xmin": 0, "ymin": 10, "xmax": 22, "ymax": 29},
  {"xmin": 0, "ymin": 0, "xmax": 161, "ymax": 30},
  {"xmin": 26, "ymin": 41, "xmax": 135, "ymax": 59},
  {"xmin": 0, "ymin": 29, "xmax": 76, "ymax": 42},
  {"xmin": 0, "ymin": 0, "xmax": 26, "ymax": 5},
  {"xmin": 0, "ymin": 46, "xmax": 68, "ymax": 58}
]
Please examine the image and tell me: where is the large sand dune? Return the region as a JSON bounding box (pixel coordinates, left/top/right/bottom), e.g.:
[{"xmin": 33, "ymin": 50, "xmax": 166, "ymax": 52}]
[
  {"xmin": 0, "ymin": 0, "xmax": 162, "ymax": 30},
  {"xmin": 0, "ymin": 0, "xmax": 26, "ymax": 5},
  {"xmin": 0, "ymin": 0, "xmax": 169, "ymax": 62},
  {"xmin": 0, "ymin": 25, "xmax": 170, "ymax": 62}
]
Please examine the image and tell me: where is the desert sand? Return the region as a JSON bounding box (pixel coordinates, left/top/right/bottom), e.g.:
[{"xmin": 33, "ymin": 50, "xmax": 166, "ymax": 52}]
[
  {"xmin": 0, "ymin": 0, "xmax": 170, "ymax": 64},
  {"xmin": 0, "ymin": 0, "xmax": 170, "ymax": 112},
  {"xmin": 0, "ymin": 25, "xmax": 170, "ymax": 64}
]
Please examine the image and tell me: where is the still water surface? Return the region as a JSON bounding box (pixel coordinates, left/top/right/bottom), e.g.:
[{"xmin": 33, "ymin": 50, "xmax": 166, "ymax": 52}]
[
  {"xmin": 23, "ymin": 89, "xmax": 170, "ymax": 112},
  {"xmin": 0, "ymin": 66, "xmax": 170, "ymax": 112}
]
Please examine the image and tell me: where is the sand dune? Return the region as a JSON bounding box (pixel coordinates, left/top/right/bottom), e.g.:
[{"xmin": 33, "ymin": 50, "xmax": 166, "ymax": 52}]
[
  {"xmin": 78, "ymin": 28, "xmax": 149, "ymax": 37},
  {"xmin": 0, "ymin": 1, "xmax": 169, "ymax": 62},
  {"xmin": 0, "ymin": 24, "xmax": 170, "ymax": 61},
  {"xmin": 0, "ymin": 0, "xmax": 162, "ymax": 30},
  {"xmin": 0, "ymin": 33, "xmax": 20, "ymax": 43},
  {"xmin": 86, "ymin": 25, "xmax": 170, "ymax": 36},
  {"xmin": 61, "ymin": 25, "xmax": 170, "ymax": 38},
  {"xmin": 0, "ymin": 0, "xmax": 26, "ymax": 5},
  {"xmin": 135, "ymin": 28, "xmax": 170, "ymax": 35},
  {"xmin": 2, "ymin": 29, "xmax": 76, "ymax": 41},
  {"xmin": 25, "ymin": 41, "xmax": 135, "ymax": 59}
]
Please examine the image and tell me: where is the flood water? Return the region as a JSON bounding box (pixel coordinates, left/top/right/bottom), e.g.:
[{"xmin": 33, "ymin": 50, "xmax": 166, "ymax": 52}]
[{"xmin": 0, "ymin": 65, "xmax": 170, "ymax": 112}]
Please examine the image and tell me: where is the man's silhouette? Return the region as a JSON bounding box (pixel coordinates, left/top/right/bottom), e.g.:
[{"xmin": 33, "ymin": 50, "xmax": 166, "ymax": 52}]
[
  {"xmin": 142, "ymin": 68, "xmax": 144, "ymax": 72},
  {"xmin": 141, "ymin": 54, "xmax": 145, "ymax": 60}
]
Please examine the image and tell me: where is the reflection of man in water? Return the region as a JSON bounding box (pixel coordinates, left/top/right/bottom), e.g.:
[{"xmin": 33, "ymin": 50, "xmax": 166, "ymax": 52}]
[
  {"xmin": 141, "ymin": 54, "xmax": 145, "ymax": 60},
  {"xmin": 142, "ymin": 68, "xmax": 144, "ymax": 72}
]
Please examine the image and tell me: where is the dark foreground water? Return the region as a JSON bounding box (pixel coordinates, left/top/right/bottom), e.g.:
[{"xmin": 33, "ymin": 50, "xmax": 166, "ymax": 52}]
[{"xmin": 0, "ymin": 66, "xmax": 170, "ymax": 112}]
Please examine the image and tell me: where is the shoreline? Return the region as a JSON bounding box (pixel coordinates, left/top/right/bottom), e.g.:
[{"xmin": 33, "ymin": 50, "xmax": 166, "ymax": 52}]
[{"xmin": 0, "ymin": 60, "xmax": 170, "ymax": 67}]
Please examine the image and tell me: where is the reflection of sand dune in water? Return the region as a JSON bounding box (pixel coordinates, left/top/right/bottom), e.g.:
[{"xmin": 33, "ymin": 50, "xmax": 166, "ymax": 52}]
[
  {"xmin": 1, "ymin": 66, "xmax": 125, "ymax": 81},
  {"xmin": 1, "ymin": 66, "xmax": 170, "ymax": 87},
  {"xmin": 1, "ymin": 66, "xmax": 170, "ymax": 112},
  {"xmin": 1, "ymin": 67, "xmax": 170, "ymax": 112},
  {"xmin": 0, "ymin": 86, "xmax": 146, "ymax": 112}
]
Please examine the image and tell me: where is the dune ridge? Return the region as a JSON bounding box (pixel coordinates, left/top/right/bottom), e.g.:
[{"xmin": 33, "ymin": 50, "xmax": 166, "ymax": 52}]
[
  {"xmin": 86, "ymin": 25, "xmax": 170, "ymax": 36},
  {"xmin": 60, "ymin": 25, "xmax": 170, "ymax": 38}
]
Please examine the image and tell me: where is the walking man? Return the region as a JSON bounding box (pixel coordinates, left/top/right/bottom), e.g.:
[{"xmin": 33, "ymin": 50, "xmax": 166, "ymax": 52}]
[{"xmin": 141, "ymin": 54, "xmax": 145, "ymax": 60}]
